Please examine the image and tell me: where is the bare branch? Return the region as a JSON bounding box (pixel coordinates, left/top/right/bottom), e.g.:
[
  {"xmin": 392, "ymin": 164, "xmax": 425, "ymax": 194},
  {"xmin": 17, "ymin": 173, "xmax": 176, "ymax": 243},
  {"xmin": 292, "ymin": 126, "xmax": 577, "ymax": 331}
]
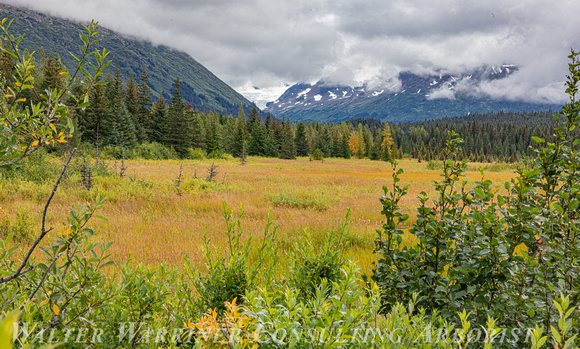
[{"xmin": 0, "ymin": 148, "xmax": 76, "ymax": 284}]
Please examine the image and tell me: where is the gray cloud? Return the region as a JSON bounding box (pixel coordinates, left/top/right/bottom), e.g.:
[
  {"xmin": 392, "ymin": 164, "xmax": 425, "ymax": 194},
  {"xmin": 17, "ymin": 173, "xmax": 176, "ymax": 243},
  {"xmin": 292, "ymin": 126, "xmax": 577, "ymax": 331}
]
[{"xmin": 5, "ymin": 0, "xmax": 579, "ymax": 106}]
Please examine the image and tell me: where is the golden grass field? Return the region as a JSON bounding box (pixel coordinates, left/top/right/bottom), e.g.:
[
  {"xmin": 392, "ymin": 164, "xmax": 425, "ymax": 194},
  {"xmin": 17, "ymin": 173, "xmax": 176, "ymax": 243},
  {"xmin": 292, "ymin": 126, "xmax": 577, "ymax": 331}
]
[{"xmin": 0, "ymin": 156, "xmax": 518, "ymax": 273}]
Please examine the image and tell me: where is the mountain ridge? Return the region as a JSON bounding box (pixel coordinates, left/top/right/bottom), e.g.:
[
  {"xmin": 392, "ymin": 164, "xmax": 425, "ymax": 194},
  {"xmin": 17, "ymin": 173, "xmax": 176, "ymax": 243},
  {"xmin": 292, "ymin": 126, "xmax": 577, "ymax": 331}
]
[
  {"xmin": 0, "ymin": 3, "xmax": 257, "ymax": 116},
  {"xmin": 265, "ymin": 66, "xmax": 560, "ymax": 123}
]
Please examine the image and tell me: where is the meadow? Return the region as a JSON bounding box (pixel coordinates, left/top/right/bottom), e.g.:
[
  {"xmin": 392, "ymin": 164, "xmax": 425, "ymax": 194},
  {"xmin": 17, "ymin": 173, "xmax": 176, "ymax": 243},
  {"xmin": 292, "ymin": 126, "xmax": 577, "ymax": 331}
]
[{"xmin": 0, "ymin": 154, "xmax": 518, "ymax": 273}]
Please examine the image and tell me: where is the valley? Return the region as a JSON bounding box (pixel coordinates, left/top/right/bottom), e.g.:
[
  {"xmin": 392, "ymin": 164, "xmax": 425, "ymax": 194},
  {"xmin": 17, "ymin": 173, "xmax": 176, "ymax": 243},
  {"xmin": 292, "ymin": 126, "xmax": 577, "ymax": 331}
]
[{"xmin": 0, "ymin": 155, "xmax": 517, "ymax": 272}]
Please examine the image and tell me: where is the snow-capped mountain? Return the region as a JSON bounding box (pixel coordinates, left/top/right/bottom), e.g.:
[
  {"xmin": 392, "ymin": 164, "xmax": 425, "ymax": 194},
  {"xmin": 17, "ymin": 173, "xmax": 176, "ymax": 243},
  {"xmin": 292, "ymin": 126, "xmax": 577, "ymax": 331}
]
[{"xmin": 265, "ymin": 66, "xmax": 559, "ymax": 122}]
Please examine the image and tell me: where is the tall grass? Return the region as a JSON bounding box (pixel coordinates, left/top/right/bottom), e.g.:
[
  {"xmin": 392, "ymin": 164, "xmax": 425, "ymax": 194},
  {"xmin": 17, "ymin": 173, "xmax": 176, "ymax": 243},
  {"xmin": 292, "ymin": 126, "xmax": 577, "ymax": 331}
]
[{"xmin": 0, "ymin": 154, "xmax": 517, "ymax": 270}]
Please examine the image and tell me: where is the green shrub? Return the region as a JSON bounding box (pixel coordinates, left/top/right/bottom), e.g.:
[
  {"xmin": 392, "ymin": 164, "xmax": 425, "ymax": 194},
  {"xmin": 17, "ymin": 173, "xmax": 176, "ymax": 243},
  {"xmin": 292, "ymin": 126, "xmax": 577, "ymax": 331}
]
[
  {"xmin": 131, "ymin": 142, "xmax": 178, "ymax": 160},
  {"xmin": 188, "ymin": 203, "xmax": 277, "ymax": 314},
  {"xmin": 101, "ymin": 145, "xmax": 128, "ymax": 160},
  {"xmin": 194, "ymin": 253, "xmax": 248, "ymax": 314},
  {"xmin": 0, "ymin": 148, "xmax": 62, "ymax": 184},
  {"xmin": 288, "ymin": 212, "xmax": 349, "ymax": 299},
  {"xmin": 102, "ymin": 143, "xmax": 178, "ymax": 160},
  {"xmin": 372, "ymin": 51, "xmax": 580, "ymax": 343},
  {"xmin": 426, "ymin": 160, "xmax": 443, "ymax": 170},
  {"xmin": 245, "ymin": 263, "xmax": 384, "ymax": 347},
  {"xmin": 207, "ymin": 149, "xmax": 229, "ymax": 160},
  {"xmin": 311, "ymin": 148, "xmax": 324, "ymax": 161},
  {"xmin": 188, "ymin": 147, "xmax": 206, "ymax": 160},
  {"xmin": 268, "ymin": 191, "xmax": 336, "ymax": 211},
  {"xmin": 374, "ymin": 54, "xmax": 580, "ymax": 336},
  {"xmin": 0, "ymin": 207, "xmax": 34, "ymax": 243}
]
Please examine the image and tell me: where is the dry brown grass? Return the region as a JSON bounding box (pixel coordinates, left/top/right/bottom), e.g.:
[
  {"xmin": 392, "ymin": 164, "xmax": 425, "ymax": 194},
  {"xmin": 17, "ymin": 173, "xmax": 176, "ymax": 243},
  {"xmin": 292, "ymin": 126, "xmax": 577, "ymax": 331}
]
[{"xmin": 0, "ymin": 156, "xmax": 517, "ymax": 273}]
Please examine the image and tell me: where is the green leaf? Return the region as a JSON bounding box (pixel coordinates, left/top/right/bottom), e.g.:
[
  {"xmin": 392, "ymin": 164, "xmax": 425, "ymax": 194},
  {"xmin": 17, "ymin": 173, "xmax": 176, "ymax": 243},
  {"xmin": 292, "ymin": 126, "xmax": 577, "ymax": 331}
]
[
  {"xmin": 474, "ymin": 187, "xmax": 485, "ymax": 199},
  {"xmin": 532, "ymin": 136, "xmax": 545, "ymax": 144},
  {"xmin": 0, "ymin": 310, "xmax": 20, "ymax": 349},
  {"xmin": 93, "ymin": 215, "xmax": 109, "ymax": 222},
  {"xmin": 564, "ymin": 335, "xmax": 577, "ymax": 349},
  {"xmin": 550, "ymin": 203, "xmax": 564, "ymax": 215},
  {"xmin": 99, "ymin": 261, "xmax": 115, "ymax": 269},
  {"xmin": 551, "ymin": 326, "xmax": 562, "ymax": 344}
]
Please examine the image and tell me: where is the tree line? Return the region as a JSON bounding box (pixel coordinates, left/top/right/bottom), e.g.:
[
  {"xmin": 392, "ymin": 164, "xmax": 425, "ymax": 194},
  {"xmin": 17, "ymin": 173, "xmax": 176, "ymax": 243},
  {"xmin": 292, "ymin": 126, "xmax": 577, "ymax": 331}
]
[
  {"xmin": 69, "ymin": 62, "xmax": 398, "ymax": 161},
  {"xmin": 4, "ymin": 47, "xmax": 566, "ymax": 163}
]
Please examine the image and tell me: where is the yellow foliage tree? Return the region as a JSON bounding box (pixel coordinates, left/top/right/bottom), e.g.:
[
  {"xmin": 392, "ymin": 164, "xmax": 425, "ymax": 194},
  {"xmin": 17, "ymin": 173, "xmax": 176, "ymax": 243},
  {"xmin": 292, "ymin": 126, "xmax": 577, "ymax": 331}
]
[
  {"xmin": 381, "ymin": 122, "xmax": 395, "ymax": 160},
  {"xmin": 349, "ymin": 131, "xmax": 365, "ymax": 158}
]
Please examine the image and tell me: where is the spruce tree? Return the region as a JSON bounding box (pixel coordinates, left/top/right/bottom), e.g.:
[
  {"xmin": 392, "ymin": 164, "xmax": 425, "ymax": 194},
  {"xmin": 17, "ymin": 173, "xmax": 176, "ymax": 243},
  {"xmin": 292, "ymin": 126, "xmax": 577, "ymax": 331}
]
[
  {"xmin": 151, "ymin": 94, "xmax": 169, "ymax": 145},
  {"xmin": 230, "ymin": 105, "xmax": 247, "ymax": 157},
  {"xmin": 125, "ymin": 72, "xmax": 146, "ymax": 143},
  {"xmin": 38, "ymin": 53, "xmax": 67, "ymax": 95},
  {"xmin": 104, "ymin": 68, "xmax": 137, "ymax": 147},
  {"xmin": 315, "ymin": 125, "xmax": 332, "ymax": 157},
  {"xmin": 247, "ymin": 107, "xmax": 265, "ymax": 156},
  {"xmin": 78, "ymin": 79, "xmax": 109, "ymax": 145},
  {"xmin": 188, "ymin": 110, "xmax": 205, "ymax": 150},
  {"xmin": 279, "ymin": 119, "xmax": 296, "ymax": 159},
  {"xmin": 272, "ymin": 119, "xmax": 284, "ymax": 155},
  {"xmin": 341, "ymin": 132, "xmax": 351, "ymax": 159},
  {"xmin": 369, "ymin": 132, "xmax": 382, "ymax": 160},
  {"xmin": 264, "ymin": 128, "xmax": 279, "ymax": 157},
  {"xmin": 138, "ymin": 68, "xmax": 154, "ymax": 141},
  {"xmin": 295, "ymin": 121, "xmax": 309, "ymax": 156},
  {"xmin": 331, "ymin": 128, "xmax": 343, "ymax": 157},
  {"xmin": 362, "ymin": 126, "xmax": 372, "ymax": 157},
  {"xmin": 167, "ymin": 77, "xmax": 189, "ymax": 158},
  {"xmin": 205, "ymin": 113, "xmax": 222, "ymax": 155}
]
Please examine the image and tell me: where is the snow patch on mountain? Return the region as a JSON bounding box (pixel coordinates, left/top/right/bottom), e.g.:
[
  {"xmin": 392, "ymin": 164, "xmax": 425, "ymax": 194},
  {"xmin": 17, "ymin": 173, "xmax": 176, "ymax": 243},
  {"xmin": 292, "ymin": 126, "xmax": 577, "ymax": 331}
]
[{"xmin": 297, "ymin": 88, "xmax": 311, "ymax": 98}]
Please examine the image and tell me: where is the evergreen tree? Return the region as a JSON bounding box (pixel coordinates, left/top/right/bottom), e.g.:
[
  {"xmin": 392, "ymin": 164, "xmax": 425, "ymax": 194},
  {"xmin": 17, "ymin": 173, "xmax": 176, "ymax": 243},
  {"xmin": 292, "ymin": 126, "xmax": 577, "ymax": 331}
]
[
  {"xmin": 78, "ymin": 78, "xmax": 109, "ymax": 145},
  {"xmin": 37, "ymin": 53, "xmax": 67, "ymax": 95},
  {"xmin": 315, "ymin": 125, "xmax": 332, "ymax": 157},
  {"xmin": 125, "ymin": 72, "xmax": 147, "ymax": 143},
  {"xmin": 151, "ymin": 94, "xmax": 169, "ymax": 145},
  {"xmin": 294, "ymin": 121, "xmax": 309, "ymax": 156},
  {"xmin": 341, "ymin": 132, "xmax": 351, "ymax": 159},
  {"xmin": 272, "ymin": 119, "xmax": 284, "ymax": 155},
  {"xmin": 230, "ymin": 105, "xmax": 247, "ymax": 157},
  {"xmin": 369, "ymin": 132, "xmax": 382, "ymax": 160},
  {"xmin": 362, "ymin": 125, "xmax": 372, "ymax": 157},
  {"xmin": 331, "ymin": 128, "xmax": 343, "ymax": 158},
  {"xmin": 205, "ymin": 113, "xmax": 222, "ymax": 154},
  {"xmin": 104, "ymin": 68, "xmax": 137, "ymax": 147},
  {"xmin": 279, "ymin": 119, "xmax": 296, "ymax": 159},
  {"xmin": 188, "ymin": 110, "xmax": 205, "ymax": 150},
  {"xmin": 138, "ymin": 68, "xmax": 154, "ymax": 141},
  {"xmin": 265, "ymin": 113, "xmax": 273, "ymax": 132},
  {"xmin": 167, "ymin": 77, "xmax": 189, "ymax": 157},
  {"xmin": 264, "ymin": 129, "xmax": 279, "ymax": 157},
  {"xmin": 247, "ymin": 107, "xmax": 265, "ymax": 156}
]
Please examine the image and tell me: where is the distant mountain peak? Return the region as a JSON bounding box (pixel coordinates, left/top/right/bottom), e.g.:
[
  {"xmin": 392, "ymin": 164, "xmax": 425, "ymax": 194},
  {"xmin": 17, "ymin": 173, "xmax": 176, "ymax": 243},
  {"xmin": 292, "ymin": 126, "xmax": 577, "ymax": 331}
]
[{"xmin": 265, "ymin": 66, "xmax": 558, "ymax": 123}]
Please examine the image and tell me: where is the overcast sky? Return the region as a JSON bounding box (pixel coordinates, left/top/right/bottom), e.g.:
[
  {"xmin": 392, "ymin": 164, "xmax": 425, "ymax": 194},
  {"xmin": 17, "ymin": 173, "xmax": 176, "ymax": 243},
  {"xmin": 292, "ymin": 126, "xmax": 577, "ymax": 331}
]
[{"xmin": 5, "ymin": 0, "xmax": 580, "ymax": 107}]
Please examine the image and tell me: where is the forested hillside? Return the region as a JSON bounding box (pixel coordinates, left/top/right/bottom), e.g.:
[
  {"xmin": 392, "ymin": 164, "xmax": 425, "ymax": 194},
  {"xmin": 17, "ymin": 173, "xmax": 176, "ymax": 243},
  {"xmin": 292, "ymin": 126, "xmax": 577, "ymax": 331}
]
[{"xmin": 0, "ymin": 3, "xmax": 257, "ymax": 116}]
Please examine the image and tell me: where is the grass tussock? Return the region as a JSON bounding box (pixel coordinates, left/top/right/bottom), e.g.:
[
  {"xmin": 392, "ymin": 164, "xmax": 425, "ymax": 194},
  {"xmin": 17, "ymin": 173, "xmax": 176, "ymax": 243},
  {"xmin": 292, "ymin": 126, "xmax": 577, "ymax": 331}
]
[{"xmin": 268, "ymin": 190, "xmax": 338, "ymax": 211}]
